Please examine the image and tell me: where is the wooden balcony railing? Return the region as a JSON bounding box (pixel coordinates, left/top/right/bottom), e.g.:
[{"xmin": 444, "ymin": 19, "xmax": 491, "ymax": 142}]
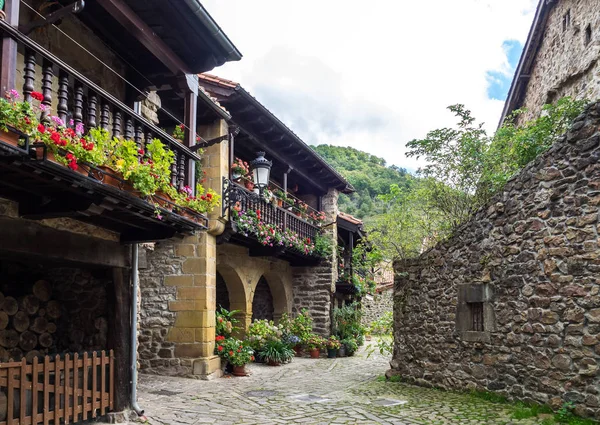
[
  {"xmin": 223, "ymin": 180, "xmax": 320, "ymax": 249},
  {"xmin": 0, "ymin": 20, "xmax": 200, "ymax": 190}
]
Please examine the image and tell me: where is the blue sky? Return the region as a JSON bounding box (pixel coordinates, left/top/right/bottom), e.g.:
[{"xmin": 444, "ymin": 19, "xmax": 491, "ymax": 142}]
[{"xmin": 486, "ymin": 40, "xmax": 524, "ymax": 101}]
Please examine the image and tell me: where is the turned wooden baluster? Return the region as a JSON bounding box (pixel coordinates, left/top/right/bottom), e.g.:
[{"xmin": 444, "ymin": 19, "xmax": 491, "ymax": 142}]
[
  {"xmin": 171, "ymin": 150, "xmax": 178, "ymax": 187},
  {"xmin": 73, "ymin": 82, "xmax": 84, "ymax": 128},
  {"xmin": 87, "ymin": 91, "xmax": 97, "ymax": 128},
  {"xmin": 145, "ymin": 132, "xmax": 153, "ymax": 151},
  {"xmin": 178, "ymin": 151, "xmax": 185, "ymax": 189},
  {"xmin": 112, "ymin": 110, "xmax": 121, "ymax": 138},
  {"xmin": 100, "ymin": 102, "xmax": 110, "ymax": 130},
  {"xmin": 134, "ymin": 124, "xmax": 143, "ymax": 150},
  {"xmin": 22, "ymin": 49, "xmax": 36, "ymax": 103},
  {"xmin": 57, "ymin": 71, "xmax": 69, "ymax": 125},
  {"xmin": 123, "ymin": 116, "xmax": 133, "ymax": 139},
  {"xmin": 40, "ymin": 60, "xmax": 53, "ymax": 123}
]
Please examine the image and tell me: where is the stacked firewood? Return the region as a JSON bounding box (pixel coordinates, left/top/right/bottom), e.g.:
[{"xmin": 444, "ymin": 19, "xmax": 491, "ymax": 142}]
[{"xmin": 0, "ymin": 280, "xmax": 59, "ymax": 362}]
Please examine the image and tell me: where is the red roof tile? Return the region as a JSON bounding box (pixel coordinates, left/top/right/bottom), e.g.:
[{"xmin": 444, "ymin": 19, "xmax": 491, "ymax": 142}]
[
  {"xmin": 338, "ymin": 211, "xmax": 363, "ymax": 225},
  {"xmin": 199, "ymin": 73, "xmax": 238, "ymax": 89}
]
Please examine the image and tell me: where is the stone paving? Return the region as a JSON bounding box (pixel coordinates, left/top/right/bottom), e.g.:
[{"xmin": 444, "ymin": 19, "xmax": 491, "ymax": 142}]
[{"xmin": 137, "ymin": 345, "xmax": 550, "ymax": 425}]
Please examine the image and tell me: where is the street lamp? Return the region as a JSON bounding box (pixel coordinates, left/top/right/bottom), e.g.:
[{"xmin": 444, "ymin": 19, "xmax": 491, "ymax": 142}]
[{"xmin": 251, "ymin": 151, "xmax": 272, "ymax": 195}]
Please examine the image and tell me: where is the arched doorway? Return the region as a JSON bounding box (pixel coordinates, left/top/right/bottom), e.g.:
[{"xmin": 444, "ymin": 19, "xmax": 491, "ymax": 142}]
[
  {"xmin": 252, "ymin": 276, "xmax": 274, "ymax": 321},
  {"xmin": 216, "ymin": 271, "xmax": 230, "ymax": 311}
]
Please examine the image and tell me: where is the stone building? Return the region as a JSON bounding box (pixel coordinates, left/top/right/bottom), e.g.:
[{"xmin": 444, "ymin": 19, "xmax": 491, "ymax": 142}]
[
  {"xmin": 138, "ymin": 74, "xmax": 356, "ymax": 378},
  {"xmin": 361, "ymin": 264, "xmax": 394, "ymax": 328},
  {"xmin": 390, "ymin": 103, "xmax": 600, "ymax": 419},
  {"xmin": 0, "ymin": 0, "xmax": 240, "ymax": 422},
  {"xmin": 501, "ymin": 0, "xmax": 600, "ymax": 125}
]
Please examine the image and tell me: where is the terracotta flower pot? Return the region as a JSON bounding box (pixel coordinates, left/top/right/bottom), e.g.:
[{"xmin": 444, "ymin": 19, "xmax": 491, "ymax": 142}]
[
  {"xmin": 93, "ymin": 166, "xmax": 134, "ymax": 191},
  {"xmin": 309, "ymin": 348, "xmax": 320, "ymax": 359},
  {"xmin": 244, "ymin": 181, "xmax": 254, "ymax": 190},
  {"xmin": 232, "ymin": 365, "xmax": 247, "ymax": 376},
  {"xmin": 0, "ymin": 129, "xmax": 20, "ymax": 147},
  {"xmin": 154, "ymin": 191, "xmax": 174, "ymax": 209},
  {"xmin": 293, "ymin": 345, "xmax": 303, "ymax": 357},
  {"xmin": 277, "ymin": 199, "xmax": 283, "ymax": 208}
]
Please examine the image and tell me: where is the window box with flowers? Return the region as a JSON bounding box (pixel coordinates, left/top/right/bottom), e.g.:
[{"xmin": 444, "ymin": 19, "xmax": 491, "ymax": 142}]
[{"xmin": 231, "ymin": 157, "xmax": 249, "ymax": 181}]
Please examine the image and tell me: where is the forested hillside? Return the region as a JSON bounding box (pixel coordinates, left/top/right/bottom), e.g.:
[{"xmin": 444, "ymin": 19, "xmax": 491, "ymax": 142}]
[{"xmin": 312, "ymin": 145, "xmax": 413, "ymax": 220}]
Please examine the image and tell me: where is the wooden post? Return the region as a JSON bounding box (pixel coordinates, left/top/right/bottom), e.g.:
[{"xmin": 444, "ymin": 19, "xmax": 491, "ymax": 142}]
[
  {"xmin": 107, "ymin": 268, "xmax": 131, "ymax": 411},
  {"xmin": 181, "ymin": 74, "xmax": 198, "ymax": 190},
  {"xmin": 0, "ymin": 0, "xmax": 19, "ymax": 94}
]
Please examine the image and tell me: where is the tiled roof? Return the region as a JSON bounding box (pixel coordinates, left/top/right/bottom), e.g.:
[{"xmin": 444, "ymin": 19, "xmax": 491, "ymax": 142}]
[
  {"xmin": 199, "ymin": 73, "xmax": 238, "ymax": 89},
  {"xmin": 375, "ymin": 268, "xmax": 394, "ymax": 285},
  {"xmin": 338, "ymin": 211, "xmax": 363, "ymax": 225}
]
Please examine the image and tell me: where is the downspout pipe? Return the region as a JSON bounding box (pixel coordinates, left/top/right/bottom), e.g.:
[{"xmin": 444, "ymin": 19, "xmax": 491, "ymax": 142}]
[{"xmin": 131, "ymin": 244, "xmax": 144, "ymax": 416}]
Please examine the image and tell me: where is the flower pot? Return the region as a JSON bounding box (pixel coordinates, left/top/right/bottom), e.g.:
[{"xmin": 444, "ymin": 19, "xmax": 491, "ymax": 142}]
[
  {"xmin": 232, "ymin": 365, "xmax": 247, "ymax": 376},
  {"xmin": 327, "ymin": 348, "xmax": 338, "ymax": 359},
  {"xmin": 92, "ymin": 166, "xmax": 134, "ymax": 191},
  {"xmin": 293, "ymin": 345, "xmax": 303, "ymax": 357},
  {"xmin": 232, "ymin": 171, "xmax": 242, "ymax": 180},
  {"xmin": 277, "ymin": 199, "xmax": 283, "ymax": 208},
  {"xmin": 0, "ymin": 129, "xmax": 20, "ymax": 147},
  {"xmin": 180, "ymin": 208, "xmax": 202, "ymax": 223},
  {"xmin": 244, "ymin": 181, "xmax": 254, "ymax": 190},
  {"xmin": 366, "ymin": 335, "xmax": 372, "ymax": 341},
  {"xmin": 267, "ymin": 360, "xmax": 281, "ymax": 366},
  {"xmin": 154, "ymin": 191, "xmax": 174, "ymax": 209},
  {"xmin": 338, "ymin": 345, "xmax": 346, "ymax": 357},
  {"xmin": 35, "ymin": 148, "xmax": 58, "ymax": 163},
  {"xmin": 309, "ymin": 348, "xmax": 320, "ymax": 359}
]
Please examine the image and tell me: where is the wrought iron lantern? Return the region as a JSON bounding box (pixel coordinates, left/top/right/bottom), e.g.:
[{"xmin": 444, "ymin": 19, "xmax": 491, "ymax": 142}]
[{"xmin": 250, "ymin": 151, "xmax": 272, "ymax": 194}]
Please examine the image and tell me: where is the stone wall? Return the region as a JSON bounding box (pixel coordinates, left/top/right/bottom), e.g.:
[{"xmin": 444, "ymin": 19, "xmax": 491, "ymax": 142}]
[
  {"xmin": 361, "ymin": 289, "xmax": 393, "ymax": 327},
  {"xmin": 518, "ymin": 0, "xmax": 600, "ymax": 123},
  {"xmin": 390, "ymin": 102, "xmax": 600, "ymax": 420},
  {"xmin": 291, "ymin": 188, "xmax": 339, "ymax": 336}
]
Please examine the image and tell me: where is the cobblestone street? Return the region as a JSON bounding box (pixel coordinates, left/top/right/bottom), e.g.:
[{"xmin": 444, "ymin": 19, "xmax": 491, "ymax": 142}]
[{"xmin": 137, "ymin": 345, "xmax": 550, "ymax": 425}]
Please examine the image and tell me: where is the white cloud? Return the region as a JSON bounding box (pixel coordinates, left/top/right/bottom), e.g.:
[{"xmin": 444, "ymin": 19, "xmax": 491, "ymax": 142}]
[{"xmin": 202, "ymin": 0, "xmax": 537, "ymax": 172}]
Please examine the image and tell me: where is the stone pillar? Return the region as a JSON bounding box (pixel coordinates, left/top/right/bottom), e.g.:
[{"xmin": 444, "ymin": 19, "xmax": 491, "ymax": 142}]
[
  {"xmin": 140, "ymin": 91, "xmax": 161, "ymax": 125},
  {"xmin": 291, "ymin": 188, "xmax": 339, "ymax": 335}
]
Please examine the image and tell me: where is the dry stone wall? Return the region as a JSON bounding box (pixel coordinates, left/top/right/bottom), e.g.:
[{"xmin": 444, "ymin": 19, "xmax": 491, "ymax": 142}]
[
  {"xmin": 361, "ymin": 290, "xmax": 393, "ymax": 327},
  {"xmin": 390, "ymin": 102, "xmax": 600, "ymax": 420}
]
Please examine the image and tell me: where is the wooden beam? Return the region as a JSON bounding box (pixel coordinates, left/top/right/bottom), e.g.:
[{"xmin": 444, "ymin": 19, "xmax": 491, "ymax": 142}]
[
  {"xmin": 180, "ymin": 75, "xmax": 198, "ymax": 189},
  {"xmin": 0, "ymin": 0, "xmax": 19, "ymax": 94},
  {"xmin": 0, "ymin": 217, "xmax": 130, "ymax": 268},
  {"xmin": 96, "ymin": 0, "xmax": 190, "ymax": 74}
]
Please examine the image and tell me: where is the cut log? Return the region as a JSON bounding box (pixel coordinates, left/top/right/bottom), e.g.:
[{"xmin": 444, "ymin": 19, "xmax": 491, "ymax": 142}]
[
  {"xmin": 2, "ymin": 297, "xmax": 18, "ymax": 316},
  {"xmin": 19, "ymin": 331, "xmax": 37, "ymax": 352},
  {"xmin": 38, "ymin": 308, "xmax": 45, "ymax": 317},
  {"xmin": 38, "ymin": 333, "xmax": 52, "ymax": 348},
  {"xmin": 21, "ymin": 295, "xmax": 39, "ymax": 315},
  {"xmin": 0, "ymin": 347, "xmax": 8, "ymax": 362},
  {"xmin": 30, "ymin": 317, "xmax": 48, "ymax": 334},
  {"xmin": 32, "ymin": 280, "xmax": 51, "ymax": 302},
  {"xmin": 13, "ymin": 311, "xmax": 29, "ymax": 333},
  {"xmin": 0, "ymin": 330, "xmax": 19, "ymax": 348},
  {"xmin": 25, "ymin": 350, "xmax": 41, "ymax": 363},
  {"xmin": 0, "ymin": 312, "xmax": 8, "ymax": 330},
  {"xmin": 46, "ymin": 322, "xmax": 57, "ymax": 334},
  {"xmin": 7, "ymin": 347, "xmax": 22, "ymax": 361},
  {"xmin": 45, "ymin": 301, "xmax": 61, "ymax": 319}
]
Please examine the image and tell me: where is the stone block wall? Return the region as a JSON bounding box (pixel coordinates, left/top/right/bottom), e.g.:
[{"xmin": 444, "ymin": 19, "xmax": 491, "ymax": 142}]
[
  {"xmin": 390, "ymin": 102, "xmax": 600, "ymax": 420},
  {"xmin": 361, "ymin": 289, "xmax": 393, "ymax": 327},
  {"xmin": 518, "ymin": 0, "xmax": 600, "ymax": 123}
]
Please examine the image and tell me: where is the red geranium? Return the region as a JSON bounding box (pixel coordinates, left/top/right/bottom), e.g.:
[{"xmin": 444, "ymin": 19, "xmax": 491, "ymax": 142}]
[
  {"xmin": 31, "ymin": 91, "xmax": 43, "ymax": 101},
  {"xmin": 37, "ymin": 124, "xmax": 46, "ymax": 134},
  {"xmin": 217, "ymin": 345, "xmax": 223, "ymax": 352}
]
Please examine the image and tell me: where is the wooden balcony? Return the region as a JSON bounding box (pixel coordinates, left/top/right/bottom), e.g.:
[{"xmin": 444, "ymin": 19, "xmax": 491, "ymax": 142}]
[
  {"xmin": 220, "ymin": 180, "xmax": 322, "ymax": 266},
  {"xmin": 0, "ymin": 21, "xmax": 207, "ymax": 243}
]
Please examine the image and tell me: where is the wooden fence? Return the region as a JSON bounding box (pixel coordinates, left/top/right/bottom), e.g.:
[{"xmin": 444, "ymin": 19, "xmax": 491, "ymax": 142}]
[{"xmin": 0, "ymin": 350, "xmax": 114, "ymax": 425}]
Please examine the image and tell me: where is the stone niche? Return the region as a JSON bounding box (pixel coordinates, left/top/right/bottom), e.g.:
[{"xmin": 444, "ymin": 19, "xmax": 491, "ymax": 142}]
[{"xmin": 0, "ymin": 259, "xmax": 109, "ymax": 361}]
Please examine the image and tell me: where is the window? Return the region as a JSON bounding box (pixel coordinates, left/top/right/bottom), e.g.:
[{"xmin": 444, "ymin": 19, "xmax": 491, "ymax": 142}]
[
  {"xmin": 563, "ymin": 10, "xmax": 571, "ymax": 32},
  {"xmin": 469, "ymin": 302, "xmax": 484, "ymax": 331},
  {"xmin": 585, "ymin": 24, "xmax": 592, "ymax": 46}
]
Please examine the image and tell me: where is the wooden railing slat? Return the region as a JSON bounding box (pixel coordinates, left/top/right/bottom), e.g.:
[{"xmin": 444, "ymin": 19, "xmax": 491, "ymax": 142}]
[
  {"xmin": 73, "ymin": 353, "xmax": 78, "ymax": 424},
  {"xmin": 109, "ymin": 350, "xmax": 114, "ymax": 410},
  {"xmin": 53, "ymin": 355, "xmax": 59, "ymax": 425},
  {"xmin": 31, "ymin": 358, "xmax": 38, "ymax": 425},
  {"xmin": 100, "ymin": 352, "xmax": 106, "ymax": 414},
  {"xmin": 82, "ymin": 353, "xmax": 88, "ymax": 421},
  {"xmin": 7, "ymin": 367, "xmax": 14, "ymax": 425},
  {"xmin": 43, "ymin": 357, "xmax": 49, "ymax": 425},
  {"xmin": 91, "ymin": 352, "xmax": 97, "ymax": 418},
  {"xmin": 64, "ymin": 353, "xmax": 69, "ymax": 425}
]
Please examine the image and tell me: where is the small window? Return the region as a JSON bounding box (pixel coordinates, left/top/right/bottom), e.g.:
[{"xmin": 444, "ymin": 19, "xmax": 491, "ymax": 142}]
[
  {"xmin": 563, "ymin": 10, "xmax": 571, "ymax": 32},
  {"xmin": 585, "ymin": 24, "xmax": 592, "ymax": 46},
  {"xmin": 469, "ymin": 302, "xmax": 484, "ymax": 331}
]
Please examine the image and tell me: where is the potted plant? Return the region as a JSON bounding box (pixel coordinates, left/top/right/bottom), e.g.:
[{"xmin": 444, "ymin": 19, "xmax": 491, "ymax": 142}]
[
  {"xmin": 0, "ymin": 89, "xmax": 40, "ymax": 147},
  {"xmin": 342, "ymin": 337, "xmax": 358, "ymax": 357},
  {"xmin": 216, "ymin": 337, "xmax": 254, "ymax": 376},
  {"xmin": 258, "ymin": 339, "xmax": 295, "ymax": 366},
  {"xmin": 274, "ymin": 189, "xmax": 286, "ymax": 207},
  {"xmin": 172, "ymin": 123, "xmax": 185, "ymax": 141},
  {"xmin": 338, "ymin": 342, "xmax": 346, "ymax": 357},
  {"xmin": 231, "ymin": 157, "xmax": 249, "ymax": 180},
  {"xmin": 304, "ymin": 334, "xmax": 325, "ymax": 359},
  {"xmin": 326, "ymin": 336, "xmax": 341, "ymax": 358}
]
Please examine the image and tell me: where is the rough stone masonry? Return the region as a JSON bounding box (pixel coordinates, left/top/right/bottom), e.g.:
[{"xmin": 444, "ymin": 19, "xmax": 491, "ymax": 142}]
[{"xmin": 390, "ymin": 101, "xmax": 600, "ymax": 420}]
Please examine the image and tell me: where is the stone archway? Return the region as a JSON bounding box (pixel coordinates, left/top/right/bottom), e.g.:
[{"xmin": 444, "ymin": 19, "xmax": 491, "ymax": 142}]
[
  {"xmin": 252, "ymin": 276, "xmax": 274, "ymax": 321},
  {"xmin": 216, "ymin": 271, "xmax": 230, "ymax": 311},
  {"xmin": 216, "ymin": 264, "xmax": 250, "ymax": 331},
  {"xmin": 259, "ymin": 271, "xmax": 292, "ymax": 323}
]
